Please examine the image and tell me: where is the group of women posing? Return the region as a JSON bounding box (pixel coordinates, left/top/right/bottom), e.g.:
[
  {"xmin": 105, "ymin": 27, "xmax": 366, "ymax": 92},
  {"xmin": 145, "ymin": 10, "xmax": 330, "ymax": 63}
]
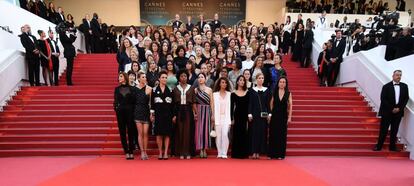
[{"xmin": 114, "ymin": 68, "xmax": 292, "ymax": 160}]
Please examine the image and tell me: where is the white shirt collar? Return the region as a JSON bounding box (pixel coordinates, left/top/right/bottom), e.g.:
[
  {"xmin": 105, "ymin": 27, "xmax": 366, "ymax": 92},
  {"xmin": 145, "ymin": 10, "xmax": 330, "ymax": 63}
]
[{"xmin": 253, "ymin": 86, "xmax": 267, "ymax": 92}]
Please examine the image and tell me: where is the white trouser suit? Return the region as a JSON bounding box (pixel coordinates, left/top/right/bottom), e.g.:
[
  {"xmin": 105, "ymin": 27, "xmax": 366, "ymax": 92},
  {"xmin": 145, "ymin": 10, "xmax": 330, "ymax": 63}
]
[{"xmin": 213, "ymin": 91, "xmax": 231, "ymax": 158}]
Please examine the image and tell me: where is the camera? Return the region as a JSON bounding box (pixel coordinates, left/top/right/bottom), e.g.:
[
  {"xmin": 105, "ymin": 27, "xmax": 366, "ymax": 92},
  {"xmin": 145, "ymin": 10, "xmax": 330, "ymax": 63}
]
[{"xmin": 55, "ymin": 22, "xmax": 77, "ymax": 34}]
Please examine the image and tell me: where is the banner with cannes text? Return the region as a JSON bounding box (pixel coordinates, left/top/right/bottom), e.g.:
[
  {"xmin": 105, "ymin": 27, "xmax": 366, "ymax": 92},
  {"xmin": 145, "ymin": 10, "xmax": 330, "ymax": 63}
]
[{"xmin": 139, "ymin": 0, "xmax": 246, "ymax": 26}]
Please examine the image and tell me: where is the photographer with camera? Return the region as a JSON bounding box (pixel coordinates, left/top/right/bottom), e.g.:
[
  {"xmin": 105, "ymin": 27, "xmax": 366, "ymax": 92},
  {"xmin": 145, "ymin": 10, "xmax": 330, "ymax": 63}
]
[
  {"xmin": 57, "ymin": 23, "xmax": 77, "ymax": 86},
  {"xmin": 388, "ymin": 27, "xmax": 414, "ymax": 60},
  {"xmin": 352, "ymin": 25, "xmax": 366, "ymax": 53}
]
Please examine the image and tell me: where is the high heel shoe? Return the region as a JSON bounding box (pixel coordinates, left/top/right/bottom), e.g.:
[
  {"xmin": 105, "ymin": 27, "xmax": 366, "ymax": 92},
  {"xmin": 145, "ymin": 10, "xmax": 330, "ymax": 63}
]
[
  {"xmin": 163, "ymin": 154, "xmax": 169, "ymax": 160},
  {"xmin": 158, "ymin": 154, "xmax": 163, "ymax": 160}
]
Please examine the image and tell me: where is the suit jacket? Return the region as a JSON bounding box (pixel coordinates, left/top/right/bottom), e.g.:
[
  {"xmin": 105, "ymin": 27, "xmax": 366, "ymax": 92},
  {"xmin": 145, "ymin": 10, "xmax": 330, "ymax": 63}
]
[
  {"xmin": 55, "ymin": 12, "xmax": 66, "ymax": 24},
  {"xmin": 59, "ymin": 32, "xmax": 76, "ymax": 58},
  {"xmin": 47, "ymin": 38, "xmax": 60, "ymax": 62},
  {"xmin": 90, "ymin": 18, "xmax": 102, "ymax": 37},
  {"xmin": 390, "ymin": 35, "xmax": 414, "ymax": 59},
  {"xmin": 379, "ymin": 81, "xmax": 409, "ymax": 117},
  {"xmin": 20, "ymin": 33, "xmax": 39, "ymax": 59},
  {"xmin": 37, "ymin": 0, "xmax": 48, "ymax": 19},
  {"xmin": 81, "ymin": 19, "xmax": 92, "ymax": 37},
  {"xmin": 172, "ymin": 20, "xmax": 182, "ymax": 30},
  {"xmin": 396, "ymin": 1, "xmax": 406, "ymax": 11},
  {"xmin": 211, "ymin": 20, "xmax": 222, "ymax": 31},
  {"xmin": 302, "ymin": 29, "xmax": 314, "ymax": 49},
  {"xmin": 258, "ymin": 27, "xmax": 267, "ymax": 36},
  {"xmin": 185, "ymin": 22, "xmax": 194, "ymax": 31},
  {"xmin": 295, "ymin": 19, "xmax": 304, "ymax": 29},
  {"xmin": 196, "ymin": 20, "xmax": 207, "ymax": 31},
  {"xmin": 331, "ymin": 37, "xmax": 346, "ymax": 62}
]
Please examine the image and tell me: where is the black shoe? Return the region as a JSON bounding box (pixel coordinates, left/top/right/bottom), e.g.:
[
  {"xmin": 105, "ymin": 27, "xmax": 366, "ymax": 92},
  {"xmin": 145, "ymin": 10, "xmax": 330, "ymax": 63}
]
[
  {"xmin": 372, "ymin": 146, "xmax": 381, "ymax": 151},
  {"xmin": 389, "ymin": 147, "xmax": 401, "ymax": 152}
]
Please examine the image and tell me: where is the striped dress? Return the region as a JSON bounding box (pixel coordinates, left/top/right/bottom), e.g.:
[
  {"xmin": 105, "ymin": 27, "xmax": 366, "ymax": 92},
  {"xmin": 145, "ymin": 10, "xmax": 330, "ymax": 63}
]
[{"xmin": 195, "ymin": 89, "xmax": 212, "ymax": 150}]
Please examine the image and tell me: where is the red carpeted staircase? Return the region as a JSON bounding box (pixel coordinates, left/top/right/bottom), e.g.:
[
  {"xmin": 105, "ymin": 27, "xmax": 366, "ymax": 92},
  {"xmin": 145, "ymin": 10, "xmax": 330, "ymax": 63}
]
[{"xmin": 0, "ymin": 54, "xmax": 409, "ymax": 157}]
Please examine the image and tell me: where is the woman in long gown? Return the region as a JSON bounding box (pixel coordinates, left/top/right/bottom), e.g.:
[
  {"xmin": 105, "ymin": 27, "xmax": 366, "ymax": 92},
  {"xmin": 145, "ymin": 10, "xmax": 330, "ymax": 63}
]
[
  {"xmin": 291, "ymin": 23, "xmax": 304, "ymax": 62},
  {"xmin": 151, "ymin": 71, "xmax": 174, "ymax": 160},
  {"xmin": 194, "ymin": 73, "xmax": 213, "ymax": 158},
  {"xmin": 248, "ymin": 73, "xmax": 271, "ymax": 159},
  {"xmin": 173, "ymin": 69, "xmax": 197, "ymax": 159},
  {"xmin": 231, "ymin": 75, "xmax": 250, "ymax": 159},
  {"xmin": 268, "ymin": 76, "xmax": 292, "ymax": 160}
]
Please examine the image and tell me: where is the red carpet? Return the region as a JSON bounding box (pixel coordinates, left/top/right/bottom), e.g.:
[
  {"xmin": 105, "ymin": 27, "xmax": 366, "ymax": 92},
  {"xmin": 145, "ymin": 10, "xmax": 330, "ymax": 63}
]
[
  {"xmin": 39, "ymin": 157, "xmax": 328, "ymax": 186},
  {"xmin": 0, "ymin": 54, "xmax": 408, "ymax": 157},
  {"xmin": 1, "ymin": 157, "xmax": 413, "ymax": 186}
]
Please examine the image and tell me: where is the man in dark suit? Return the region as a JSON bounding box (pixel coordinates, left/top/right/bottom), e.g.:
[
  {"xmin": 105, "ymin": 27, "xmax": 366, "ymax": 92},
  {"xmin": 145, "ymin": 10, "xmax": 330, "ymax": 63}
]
[
  {"xmin": 37, "ymin": 0, "xmax": 48, "ymax": 19},
  {"xmin": 389, "ymin": 27, "xmax": 414, "ymax": 59},
  {"xmin": 258, "ymin": 22, "xmax": 267, "ymax": 37},
  {"xmin": 210, "ymin": 13, "xmax": 222, "ymax": 32},
  {"xmin": 295, "ymin": 14, "xmax": 304, "ymax": 30},
  {"xmin": 172, "ymin": 14, "xmax": 182, "ymax": 31},
  {"xmin": 55, "ymin": 7, "xmax": 66, "ymax": 24},
  {"xmin": 374, "ymin": 70, "xmax": 409, "ymax": 151},
  {"xmin": 185, "ymin": 16, "xmax": 194, "ymax": 32},
  {"xmin": 59, "ymin": 26, "xmax": 77, "ymax": 86},
  {"xmin": 196, "ymin": 14, "xmax": 206, "ymax": 32},
  {"xmin": 47, "ymin": 30, "xmax": 60, "ymax": 86},
  {"xmin": 20, "ymin": 24, "xmax": 41, "ymax": 86},
  {"xmin": 328, "ymin": 29, "xmax": 346, "ymax": 86},
  {"xmin": 301, "ymin": 24, "xmax": 314, "ymax": 68},
  {"xmin": 396, "ymin": 0, "xmax": 406, "ymax": 11},
  {"xmin": 80, "ymin": 14, "xmax": 93, "ymax": 53},
  {"xmin": 91, "ymin": 13, "xmax": 102, "ymax": 53}
]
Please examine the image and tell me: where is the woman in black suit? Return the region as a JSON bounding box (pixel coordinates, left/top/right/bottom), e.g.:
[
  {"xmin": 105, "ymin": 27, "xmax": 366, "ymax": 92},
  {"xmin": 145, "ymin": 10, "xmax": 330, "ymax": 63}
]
[{"xmin": 114, "ymin": 72, "xmax": 137, "ymax": 160}]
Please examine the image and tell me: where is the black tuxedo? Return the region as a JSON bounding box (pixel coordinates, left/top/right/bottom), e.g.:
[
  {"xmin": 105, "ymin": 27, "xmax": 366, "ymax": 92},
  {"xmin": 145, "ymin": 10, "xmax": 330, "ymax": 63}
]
[
  {"xmin": 20, "ymin": 33, "xmax": 40, "ymax": 86},
  {"xmin": 56, "ymin": 12, "xmax": 66, "ymax": 24},
  {"xmin": 295, "ymin": 19, "xmax": 304, "ymax": 29},
  {"xmin": 59, "ymin": 32, "xmax": 76, "ymax": 85},
  {"xmin": 396, "ymin": 0, "xmax": 406, "ymax": 11},
  {"xmin": 258, "ymin": 27, "xmax": 267, "ymax": 36},
  {"xmin": 186, "ymin": 22, "xmax": 194, "ymax": 31},
  {"xmin": 376, "ymin": 81, "xmax": 409, "ymax": 150},
  {"xmin": 47, "ymin": 38, "xmax": 60, "ymax": 85},
  {"xmin": 389, "ymin": 35, "xmax": 414, "ymax": 60},
  {"xmin": 328, "ymin": 37, "xmax": 346, "ymax": 86},
  {"xmin": 301, "ymin": 29, "xmax": 314, "ymax": 67},
  {"xmin": 172, "ymin": 20, "xmax": 182, "ymax": 30},
  {"xmin": 91, "ymin": 18, "xmax": 103, "ymax": 53},
  {"xmin": 37, "ymin": 0, "xmax": 48, "ymax": 19},
  {"xmin": 211, "ymin": 20, "xmax": 222, "ymax": 32},
  {"xmin": 196, "ymin": 20, "xmax": 207, "ymax": 31}
]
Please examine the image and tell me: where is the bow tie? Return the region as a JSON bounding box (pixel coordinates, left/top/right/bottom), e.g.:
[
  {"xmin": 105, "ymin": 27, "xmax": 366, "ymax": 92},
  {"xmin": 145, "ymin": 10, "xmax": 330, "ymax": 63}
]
[{"xmin": 394, "ymin": 83, "xmax": 400, "ymax": 86}]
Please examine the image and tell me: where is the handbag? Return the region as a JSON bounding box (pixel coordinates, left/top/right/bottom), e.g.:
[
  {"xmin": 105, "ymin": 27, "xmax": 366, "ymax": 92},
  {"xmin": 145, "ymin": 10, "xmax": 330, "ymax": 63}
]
[
  {"xmin": 210, "ymin": 130, "xmax": 217, "ymax": 138},
  {"xmin": 257, "ymin": 90, "xmax": 268, "ymax": 118}
]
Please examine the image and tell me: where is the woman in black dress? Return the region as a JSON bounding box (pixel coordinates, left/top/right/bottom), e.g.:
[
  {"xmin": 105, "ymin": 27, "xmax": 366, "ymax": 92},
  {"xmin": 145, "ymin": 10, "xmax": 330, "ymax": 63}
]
[
  {"xmin": 231, "ymin": 75, "xmax": 250, "ymax": 159},
  {"xmin": 248, "ymin": 73, "xmax": 271, "ymax": 159},
  {"xmin": 291, "ymin": 23, "xmax": 304, "ymax": 62},
  {"xmin": 151, "ymin": 71, "xmax": 174, "ymax": 160},
  {"xmin": 268, "ymin": 76, "xmax": 292, "ymax": 160},
  {"xmin": 114, "ymin": 72, "xmax": 136, "ymax": 160},
  {"xmin": 134, "ymin": 71, "xmax": 152, "ymax": 160}
]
